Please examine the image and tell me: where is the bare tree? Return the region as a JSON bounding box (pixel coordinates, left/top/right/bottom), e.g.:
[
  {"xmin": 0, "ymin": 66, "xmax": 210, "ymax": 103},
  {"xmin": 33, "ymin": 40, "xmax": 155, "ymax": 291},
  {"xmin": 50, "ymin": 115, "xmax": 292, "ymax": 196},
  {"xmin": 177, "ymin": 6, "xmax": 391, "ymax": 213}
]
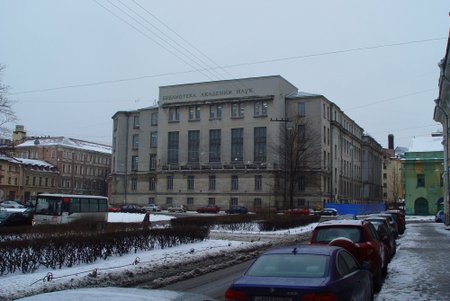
[
  {"xmin": 275, "ymin": 116, "xmax": 322, "ymax": 209},
  {"xmin": 0, "ymin": 65, "xmax": 16, "ymax": 137}
]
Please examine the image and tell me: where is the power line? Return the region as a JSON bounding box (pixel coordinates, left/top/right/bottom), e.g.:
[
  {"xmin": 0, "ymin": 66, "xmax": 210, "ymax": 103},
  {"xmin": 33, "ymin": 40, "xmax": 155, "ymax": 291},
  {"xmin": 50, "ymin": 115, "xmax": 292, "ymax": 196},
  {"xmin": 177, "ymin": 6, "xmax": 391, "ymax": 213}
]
[
  {"xmin": 345, "ymin": 88, "xmax": 438, "ymax": 111},
  {"xmin": 9, "ymin": 36, "xmax": 446, "ymax": 95}
]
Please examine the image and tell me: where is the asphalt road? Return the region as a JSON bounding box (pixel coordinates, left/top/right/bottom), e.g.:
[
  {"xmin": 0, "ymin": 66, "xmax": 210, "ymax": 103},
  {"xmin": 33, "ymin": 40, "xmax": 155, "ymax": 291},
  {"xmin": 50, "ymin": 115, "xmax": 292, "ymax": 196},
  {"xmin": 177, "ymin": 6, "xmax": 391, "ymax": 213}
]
[{"xmin": 161, "ymin": 260, "xmax": 253, "ymax": 300}]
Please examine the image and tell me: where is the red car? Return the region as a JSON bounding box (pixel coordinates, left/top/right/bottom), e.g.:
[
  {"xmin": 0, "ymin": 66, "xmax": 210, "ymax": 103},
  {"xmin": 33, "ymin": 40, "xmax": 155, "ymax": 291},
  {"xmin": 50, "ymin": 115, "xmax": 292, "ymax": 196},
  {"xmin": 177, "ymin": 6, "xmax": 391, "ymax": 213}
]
[
  {"xmin": 108, "ymin": 205, "xmax": 121, "ymax": 212},
  {"xmin": 286, "ymin": 208, "xmax": 310, "ymax": 215},
  {"xmin": 196, "ymin": 205, "xmax": 220, "ymax": 213},
  {"xmin": 309, "ymin": 219, "xmax": 388, "ymax": 292}
]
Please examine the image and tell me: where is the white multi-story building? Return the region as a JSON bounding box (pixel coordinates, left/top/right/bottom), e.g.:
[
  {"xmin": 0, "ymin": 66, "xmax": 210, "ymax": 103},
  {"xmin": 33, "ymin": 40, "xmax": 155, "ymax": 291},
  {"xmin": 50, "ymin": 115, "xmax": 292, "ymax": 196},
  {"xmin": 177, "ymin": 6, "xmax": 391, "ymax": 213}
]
[{"xmin": 110, "ymin": 75, "xmax": 382, "ymax": 210}]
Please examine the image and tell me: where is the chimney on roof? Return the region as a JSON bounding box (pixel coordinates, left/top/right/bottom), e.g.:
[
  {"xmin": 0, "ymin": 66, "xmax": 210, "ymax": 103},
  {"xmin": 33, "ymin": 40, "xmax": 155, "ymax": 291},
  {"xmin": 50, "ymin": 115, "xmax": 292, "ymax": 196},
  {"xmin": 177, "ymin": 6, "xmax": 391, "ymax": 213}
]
[
  {"xmin": 12, "ymin": 125, "xmax": 27, "ymax": 142},
  {"xmin": 388, "ymin": 134, "xmax": 394, "ymax": 150}
]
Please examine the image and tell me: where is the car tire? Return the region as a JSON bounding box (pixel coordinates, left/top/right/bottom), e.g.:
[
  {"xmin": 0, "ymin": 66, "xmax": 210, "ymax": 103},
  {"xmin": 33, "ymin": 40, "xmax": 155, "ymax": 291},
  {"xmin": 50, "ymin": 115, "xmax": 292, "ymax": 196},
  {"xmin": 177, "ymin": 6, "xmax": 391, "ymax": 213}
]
[{"xmin": 373, "ymin": 267, "xmax": 383, "ymax": 292}]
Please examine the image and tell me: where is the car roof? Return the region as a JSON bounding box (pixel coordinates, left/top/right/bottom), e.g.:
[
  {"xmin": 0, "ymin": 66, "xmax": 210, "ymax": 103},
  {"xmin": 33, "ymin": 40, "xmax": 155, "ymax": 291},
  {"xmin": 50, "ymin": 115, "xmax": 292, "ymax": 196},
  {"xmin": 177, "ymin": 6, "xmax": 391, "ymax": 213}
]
[
  {"xmin": 263, "ymin": 245, "xmax": 340, "ymax": 256},
  {"xmin": 316, "ymin": 219, "xmax": 365, "ymax": 227}
]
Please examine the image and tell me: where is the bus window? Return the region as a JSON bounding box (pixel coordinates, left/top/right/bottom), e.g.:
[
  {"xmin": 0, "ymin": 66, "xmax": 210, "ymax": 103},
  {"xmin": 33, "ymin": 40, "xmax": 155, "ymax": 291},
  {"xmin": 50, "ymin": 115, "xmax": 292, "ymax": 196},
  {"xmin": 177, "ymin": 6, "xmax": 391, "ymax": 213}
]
[
  {"xmin": 70, "ymin": 198, "xmax": 81, "ymax": 213},
  {"xmin": 80, "ymin": 198, "xmax": 90, "ymax": 212},
  {"xmin": 99, "ymin": 199, "xmax": 108, "ymax": 212},
  {"xmin": 35, "ymin": 198, "xmax": 62, "ymax": 215},
  {"xmin": 89, "ymin": 198, "xmax": 98, "ymax": 212}
]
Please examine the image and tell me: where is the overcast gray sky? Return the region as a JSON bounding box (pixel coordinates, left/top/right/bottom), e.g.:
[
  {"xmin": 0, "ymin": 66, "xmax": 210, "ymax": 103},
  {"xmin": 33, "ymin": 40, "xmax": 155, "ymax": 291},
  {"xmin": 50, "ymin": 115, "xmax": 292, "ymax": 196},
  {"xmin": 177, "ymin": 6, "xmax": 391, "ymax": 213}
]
[{"xmin": 0, "ymin": 0, "xmax": 448, "ymax": 148}]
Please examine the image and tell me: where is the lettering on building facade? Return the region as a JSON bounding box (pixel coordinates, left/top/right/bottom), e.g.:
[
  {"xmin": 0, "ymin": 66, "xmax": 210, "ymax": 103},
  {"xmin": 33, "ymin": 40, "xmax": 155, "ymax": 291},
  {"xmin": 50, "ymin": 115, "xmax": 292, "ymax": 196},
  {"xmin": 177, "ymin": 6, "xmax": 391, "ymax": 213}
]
[{"xmin": 161, "ymin": 88, "xmax": 255, "ymax": 102}]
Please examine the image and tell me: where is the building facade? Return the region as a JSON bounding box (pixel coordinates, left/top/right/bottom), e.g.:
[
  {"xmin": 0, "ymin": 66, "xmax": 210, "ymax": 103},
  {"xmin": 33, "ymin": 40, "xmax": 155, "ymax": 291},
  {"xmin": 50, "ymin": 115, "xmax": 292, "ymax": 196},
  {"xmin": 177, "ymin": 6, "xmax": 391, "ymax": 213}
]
[
  {"xmin": 433, "ymin": 33, "xmax": 450, "ymax": 224},
  {"xmin": 0, "ymin": 154, "xmax": 59, "ymax": 202},
  {"xmin": 13, "ymin": 136, "xmax": 112, "ymax": 198},
  {"xmin": 110, "ymin": 75, "xmax": 383, "ymax": 210},
  {"xmin": 402, "ymin": 135, "xmax": 444, "ymax": 215}
]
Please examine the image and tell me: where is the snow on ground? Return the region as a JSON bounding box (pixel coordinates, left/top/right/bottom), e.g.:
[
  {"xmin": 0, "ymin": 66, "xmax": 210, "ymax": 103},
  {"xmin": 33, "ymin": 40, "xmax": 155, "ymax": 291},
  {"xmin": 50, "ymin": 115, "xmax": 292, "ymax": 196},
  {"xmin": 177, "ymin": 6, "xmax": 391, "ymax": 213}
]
[{"xmin": 107, "ymin": 212, "xmax": 174, "ymax": 223}]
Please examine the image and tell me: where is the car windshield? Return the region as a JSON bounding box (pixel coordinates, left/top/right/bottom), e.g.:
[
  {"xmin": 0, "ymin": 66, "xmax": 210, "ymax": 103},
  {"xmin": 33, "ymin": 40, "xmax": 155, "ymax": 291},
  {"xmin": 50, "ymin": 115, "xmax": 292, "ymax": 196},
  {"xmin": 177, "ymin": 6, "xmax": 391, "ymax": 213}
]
[
  {"xmin": 313, "ymin": 226, "xmax": 362, "ymax": 243},
  {"xmin": 246, "ymin": 253, "xmax": 328, "ymax": 278}
]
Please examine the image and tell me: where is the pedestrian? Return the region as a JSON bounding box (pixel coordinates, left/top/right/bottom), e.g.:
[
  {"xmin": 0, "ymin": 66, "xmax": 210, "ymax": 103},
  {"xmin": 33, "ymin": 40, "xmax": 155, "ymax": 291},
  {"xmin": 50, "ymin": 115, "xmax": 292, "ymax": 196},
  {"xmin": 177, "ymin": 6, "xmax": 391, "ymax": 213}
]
[{"xmin": 142, "ymin": 211, "xmax": 151, "ymax": 228}]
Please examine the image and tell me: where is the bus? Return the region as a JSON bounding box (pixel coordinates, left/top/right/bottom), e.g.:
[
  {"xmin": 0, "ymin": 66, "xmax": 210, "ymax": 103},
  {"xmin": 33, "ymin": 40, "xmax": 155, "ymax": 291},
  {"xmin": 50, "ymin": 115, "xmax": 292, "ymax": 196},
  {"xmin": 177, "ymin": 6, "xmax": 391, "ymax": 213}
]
[{"xmin": 33, "ymin": 193, "xmax": 108, "ymax": 224}]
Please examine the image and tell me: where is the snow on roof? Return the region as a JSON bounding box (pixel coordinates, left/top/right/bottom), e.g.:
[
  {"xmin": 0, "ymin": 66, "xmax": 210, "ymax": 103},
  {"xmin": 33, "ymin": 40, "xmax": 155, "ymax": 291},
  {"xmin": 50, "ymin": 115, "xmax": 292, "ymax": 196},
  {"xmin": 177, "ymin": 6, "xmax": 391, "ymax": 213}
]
[
  {"xmin": 16, "ymin": 137, "xmax": 112, "ymax": 154},
  {"xmin": 0, "ymin": 154, "xmax": 55, "ymax": 168},
  {"xmin": 286, "ymin": 91, "xmax": 322, "ymax": 98},
  {"xmin": 408, "ymin": 136, "xmax": 443, "ymax": 152}
]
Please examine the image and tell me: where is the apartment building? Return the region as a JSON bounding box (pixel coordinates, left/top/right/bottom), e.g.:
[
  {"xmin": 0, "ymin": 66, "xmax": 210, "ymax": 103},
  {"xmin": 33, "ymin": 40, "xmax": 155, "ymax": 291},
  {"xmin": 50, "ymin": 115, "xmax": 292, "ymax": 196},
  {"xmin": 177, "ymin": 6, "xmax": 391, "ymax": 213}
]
[
  {"xmin": 110, "ymin": 75, "xmax": 382, "ymax": 210},
  {"xmin": 13, "ymin": 135, "xmax": 112, "ymax": 197},
  {"xmin": 0, "ymin": 154, "xmax": 59, "ymax": 202}
]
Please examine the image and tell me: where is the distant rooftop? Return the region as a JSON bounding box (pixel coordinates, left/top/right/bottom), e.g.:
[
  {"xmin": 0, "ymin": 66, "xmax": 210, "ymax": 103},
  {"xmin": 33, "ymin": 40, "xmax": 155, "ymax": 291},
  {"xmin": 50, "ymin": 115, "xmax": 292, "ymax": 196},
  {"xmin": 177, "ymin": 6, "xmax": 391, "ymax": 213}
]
[
  {"xmin": 286, "ymin": 91, "xmax": 322, "ymax": 98},
  {"xmin": 408, "ymin": 136, "xmax": 443, "ymax": 152},
  {"xmin": 16, "ymin": 137, "xmax": 112, "ymax": 154}
]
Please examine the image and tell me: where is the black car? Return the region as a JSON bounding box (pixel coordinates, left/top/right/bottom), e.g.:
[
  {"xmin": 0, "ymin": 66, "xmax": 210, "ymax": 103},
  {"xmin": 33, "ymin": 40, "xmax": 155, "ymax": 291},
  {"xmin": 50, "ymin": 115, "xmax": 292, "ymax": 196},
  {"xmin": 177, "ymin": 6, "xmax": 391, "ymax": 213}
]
[
  {"xmin": 320, "ymin": 208, "xmax": 338, "ymax": 216},
  {"xmin": 225, "ymin": 206, "xmax": 248, "ymax": 214},
  {"xmin": 120, "ymin": 204, "xmax": 145, "ymax": 213},
  {"xmin": 0, "ymin": 210, "xmax": 33, "ymax": 227}
]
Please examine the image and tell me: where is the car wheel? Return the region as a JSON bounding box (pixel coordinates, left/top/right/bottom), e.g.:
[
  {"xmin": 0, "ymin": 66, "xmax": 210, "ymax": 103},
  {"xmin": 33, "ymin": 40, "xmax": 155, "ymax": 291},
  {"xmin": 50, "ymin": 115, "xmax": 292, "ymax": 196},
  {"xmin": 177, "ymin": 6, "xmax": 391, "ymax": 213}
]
[{"xmin": 373, "ymin": 268, "xmax": 383, "ymax": 292}]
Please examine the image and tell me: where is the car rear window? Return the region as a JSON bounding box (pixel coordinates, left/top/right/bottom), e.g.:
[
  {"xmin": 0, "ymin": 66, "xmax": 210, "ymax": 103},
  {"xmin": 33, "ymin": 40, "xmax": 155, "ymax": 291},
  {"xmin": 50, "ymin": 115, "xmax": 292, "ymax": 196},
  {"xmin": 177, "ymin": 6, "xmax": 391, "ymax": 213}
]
[
  {"xmin": 246, "ymin": 254, "xmax": 328, "ymax": 278},
  {"xmin": 312, "ymin": 226, "xmax": 362, "ymax": 243}
]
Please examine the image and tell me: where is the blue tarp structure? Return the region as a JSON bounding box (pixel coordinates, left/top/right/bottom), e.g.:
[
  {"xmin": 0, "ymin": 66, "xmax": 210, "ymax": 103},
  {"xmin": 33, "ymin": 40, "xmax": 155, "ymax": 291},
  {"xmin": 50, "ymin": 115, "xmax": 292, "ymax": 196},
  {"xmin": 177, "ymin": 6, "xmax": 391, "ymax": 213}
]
[{"xmin": 323, "ymin": 203, "xmax": 385, "ymax": 215}]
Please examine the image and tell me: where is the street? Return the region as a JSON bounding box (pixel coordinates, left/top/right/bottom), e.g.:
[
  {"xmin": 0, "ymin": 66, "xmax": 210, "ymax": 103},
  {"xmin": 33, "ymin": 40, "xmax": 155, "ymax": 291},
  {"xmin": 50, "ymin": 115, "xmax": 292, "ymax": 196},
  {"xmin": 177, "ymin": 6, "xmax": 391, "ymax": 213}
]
[{"xmin": 159, "ymin": 220, "xmax": 450, "ymax": 301}]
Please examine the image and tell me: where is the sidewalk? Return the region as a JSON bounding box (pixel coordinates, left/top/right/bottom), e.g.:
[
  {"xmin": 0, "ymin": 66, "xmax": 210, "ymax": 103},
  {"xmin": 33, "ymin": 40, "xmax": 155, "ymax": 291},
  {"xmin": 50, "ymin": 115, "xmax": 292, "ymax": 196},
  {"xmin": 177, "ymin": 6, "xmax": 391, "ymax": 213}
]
[{"xmin": 375, "ymin": 217, "xmax": 450, "ymax": 301}]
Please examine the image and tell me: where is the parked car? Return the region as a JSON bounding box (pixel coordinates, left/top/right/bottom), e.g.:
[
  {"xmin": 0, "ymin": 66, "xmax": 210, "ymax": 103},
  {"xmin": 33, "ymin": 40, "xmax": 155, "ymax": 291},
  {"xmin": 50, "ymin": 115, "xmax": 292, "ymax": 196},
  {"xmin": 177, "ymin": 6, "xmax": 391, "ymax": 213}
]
[
  {"xmin": 142, "ymin": 204, "xmax": 161, "ymax": 212},
  {"xmin": 168, "ymin": 204, "xmax": 186, "ymax": 213},
  {"xmin": 120, "ymin": 204, "xmax": 145, "ymax": 213},
  {"xmin": 309, "ymin": 219, "xmax": 387, "ymax": 291},
  {"xmin": 320, "ymin": 208, "xmax": 338, "ymax": 216},
  {"xmin": 364, "ymin": 216, "xmax": 397, "ymax": 260},
  {"xmin": 108, "ymin": 205, "xmax": 121, "ymax": 212},
  {"xmin": 0, "ymin": 200, "xmax": 25, "ymax": 209},
  {"xmin": 0, "ymin": 209, "xmax": 33, "ymax": 227},
  {"xmin": 224, "ymin": 245, "xmax": 373, "ymax": 301},
  {"xmin": 435, "ymin": 210, "xmax": 444, "ymax": 223},
  {"xmin": 225, "ymin": 206, "xmax": 248, "ymax": 214},
  {"xmin": 383, "ymin": 210, "xmax": 406, "ymax": 234},
  {"xmin": 335, "ymin": 213, "xmax": 357, "ymax": 220},
  {"xmin": 286, "ymin": 208, "xmax": 310, "ymax": 215},
  {"xmin": 370, "ymin": 213, "xmax": 399, "ymax": 238},
  {"xmin": 196, "ymin": 204, "xmax": 220, "ymax": 214}
]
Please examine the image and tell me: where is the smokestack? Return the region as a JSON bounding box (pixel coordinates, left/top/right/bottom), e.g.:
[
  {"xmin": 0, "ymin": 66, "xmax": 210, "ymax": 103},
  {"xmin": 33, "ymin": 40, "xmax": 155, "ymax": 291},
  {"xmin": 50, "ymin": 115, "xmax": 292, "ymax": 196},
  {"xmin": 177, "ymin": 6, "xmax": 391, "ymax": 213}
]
[{"xmin": 388, "ymin": 134, "xmax": 394, "ymax": 150}]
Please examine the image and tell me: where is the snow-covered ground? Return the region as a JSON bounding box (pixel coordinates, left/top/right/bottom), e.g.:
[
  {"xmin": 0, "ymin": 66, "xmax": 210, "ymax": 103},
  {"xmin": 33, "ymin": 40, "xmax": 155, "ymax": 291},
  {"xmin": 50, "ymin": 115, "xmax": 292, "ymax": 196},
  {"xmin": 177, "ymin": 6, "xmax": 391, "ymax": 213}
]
[{"xmin": 0, "ymin": 213, "xmax": 441, "ymax": 300}]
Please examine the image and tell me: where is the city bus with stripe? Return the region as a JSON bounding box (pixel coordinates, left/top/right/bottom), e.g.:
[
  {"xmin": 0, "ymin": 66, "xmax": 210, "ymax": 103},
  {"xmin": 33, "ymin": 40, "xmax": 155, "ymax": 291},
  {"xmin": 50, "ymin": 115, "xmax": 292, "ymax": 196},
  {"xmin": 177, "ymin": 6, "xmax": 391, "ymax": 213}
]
[{"xmin": 33, "ymin": 193, "xmax": 108, "ymax": 224}]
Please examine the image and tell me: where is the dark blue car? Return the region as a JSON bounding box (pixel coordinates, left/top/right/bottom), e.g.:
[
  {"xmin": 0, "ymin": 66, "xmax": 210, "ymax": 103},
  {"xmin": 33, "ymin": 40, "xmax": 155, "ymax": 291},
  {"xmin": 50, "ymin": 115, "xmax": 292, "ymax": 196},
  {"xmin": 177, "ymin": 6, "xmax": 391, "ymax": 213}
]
[{"xmin": 225, "ymin": 245, "xmax": 373, "ymax": 301}]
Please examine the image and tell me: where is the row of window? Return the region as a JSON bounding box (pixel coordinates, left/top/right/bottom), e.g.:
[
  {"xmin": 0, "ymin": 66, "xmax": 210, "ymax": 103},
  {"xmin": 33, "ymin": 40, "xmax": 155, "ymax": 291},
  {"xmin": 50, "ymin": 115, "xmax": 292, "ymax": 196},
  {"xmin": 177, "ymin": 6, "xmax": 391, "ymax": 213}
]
[{"xmin": 61, "ymin": 164, "xmax": 108, "ymax": 177}]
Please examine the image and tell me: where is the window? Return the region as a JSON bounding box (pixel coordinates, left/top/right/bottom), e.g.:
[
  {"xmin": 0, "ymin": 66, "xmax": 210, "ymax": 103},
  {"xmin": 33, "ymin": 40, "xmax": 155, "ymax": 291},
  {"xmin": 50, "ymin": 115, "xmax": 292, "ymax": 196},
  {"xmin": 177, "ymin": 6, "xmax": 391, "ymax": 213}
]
[
  {"xmin": 417, "ymin": 174, "xmax": 425, "ymax": 187},
  {"xmin": 254, "ymin": 127, "xmax": 266, "ymax": 162},
  {"xmin": 187, "ymin": 175, "xmax": 195, "ymax": 190},
  {"xmin": 131, "ymin": 178, "xmax": 137, "ymax": 191},
  {"xmin": 298, "ymin": 176, "xmax": 306, "ymax": 191},
  {"xmin": 231, "ymin": 128, "xmax": 243, "ymax": 162},
  {"xmin": 166, "ymin": 197, "xmax": 173, "ymax": 205},
  {"xmin": 298, "ymin": 124, "xmax": 305, "ymax": 140},
  {"xmin": 167, "ymin": 176, "xmax": 174, "ymax": 190},
  {"xmin": 255, "ymin": 175, "xmax": 262, "ymax": 191},
  {"xmin": 298, "ymin": 102, "xmax": 305, "ymax": 116},
  {"xmin": 209, "ymin": 129, "xmax": 221, "ymax": 162},
  {"xmin": 133, "ymin": 115, "xmax": 140, "ymax": 128},
  {"xmin": 188, "ymin": 130, "xmax": 200, "ymax": 163},
  {"xmin": 151, "ymin": 112, "xmax": 158, "ymax": 126},
  {"xmin": 168, "ymin": 132, "xmax": 179, "ymax": 164},
  {"xmin": 187, "ymin": 197, "xmax": 194, "ymax": 205},
  {"xmin": 209, "ymin": 175, "xmax": 216, "ymax": 191},
  {"xmin": 189, "ymin": 105, "xmax": 201, "ymax": 120},
  {"xmin": 131, "ymin": 156, "xmax": 139, "ymax": 171},
  {"xmin": 231, "ymin": 103, "xmax": 244, "ymax": 118},
  {"xmin": 149, "ymin": 177, "xmax": 156, "ymax": 191},
  {"xmin": 210, "ymin": 104, "xmax": 222, "ymax": 120},
  {"xmin": 208, "ymin": 198, "xmax": 215, "ymax": 205},
  {"xmin": 254, "ymin": 100, "xmax": 268, "ymax": 117},
  {"xmin": 230, "ymin": 197, "xmax": 238, "ymax": 206},
  {"xmin": 149, "ymin": 154, "xmax": 157, "ymax": 170},
  {"xmin": 150, "ymin": 131, "xmax": 158, "ymax": 148},
  {"xmin": 132, "ymin": 134, "xmax": 139, "ymax": 149},
  {"xmin": 231, "ymin": 175, "xmax": 239, "ymax": 190},
  {"xmin": 169, "ymin": 107, "xmax": 180, "ymax": 121},
  {"xmin": 148, "ymin": 197, "xmax": 155, "ymax": 205},
  {"xmin": 254, "ymin": 198, "xmax": 262, "ymax": 208}
]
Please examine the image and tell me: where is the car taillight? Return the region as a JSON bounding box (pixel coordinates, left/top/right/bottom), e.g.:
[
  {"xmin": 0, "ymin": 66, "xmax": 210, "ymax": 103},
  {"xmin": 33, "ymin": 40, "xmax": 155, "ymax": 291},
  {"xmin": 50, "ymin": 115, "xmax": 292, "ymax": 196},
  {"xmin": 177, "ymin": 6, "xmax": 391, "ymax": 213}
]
[
  {"xmin": 301, "ymin": 293, "xmax": 337, "ymax": 301},
  {"xmin": 224, "ymin": 288, "xmax": 248, "ymax": 300}
]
